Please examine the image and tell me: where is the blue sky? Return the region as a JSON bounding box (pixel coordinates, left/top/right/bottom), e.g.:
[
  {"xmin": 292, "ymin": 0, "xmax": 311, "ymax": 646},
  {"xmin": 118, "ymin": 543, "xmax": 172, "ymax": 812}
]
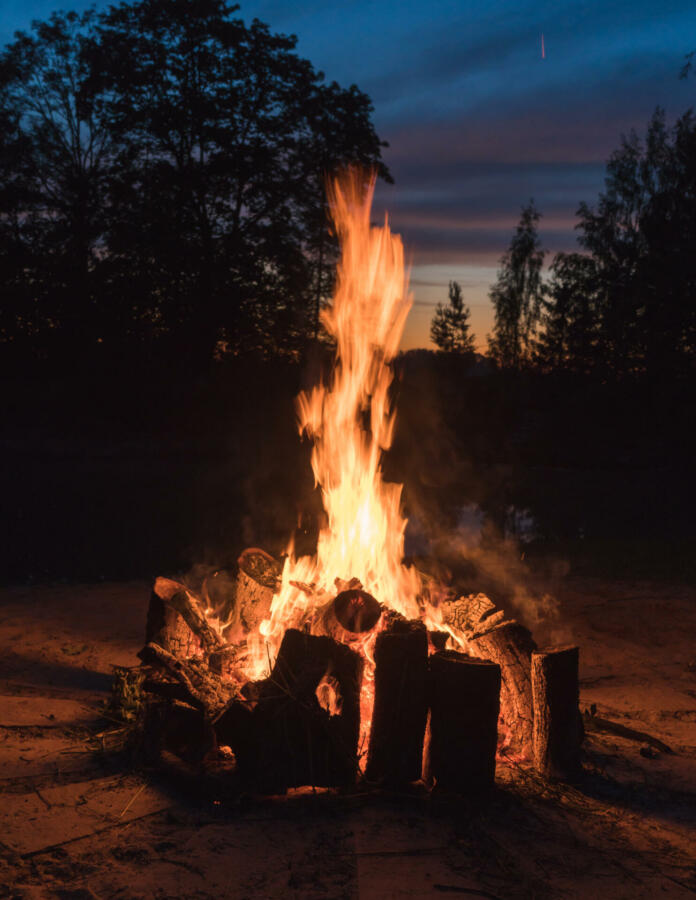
[{"xmin": 2, "ymin": 0, "xmax": 695, "ymax": 348}]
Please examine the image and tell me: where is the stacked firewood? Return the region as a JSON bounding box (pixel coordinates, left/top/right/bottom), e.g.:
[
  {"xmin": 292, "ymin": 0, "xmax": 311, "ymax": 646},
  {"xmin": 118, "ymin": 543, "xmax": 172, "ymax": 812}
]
[
  {"xmin": 139, "ymin": 554, "xmax": 374, "ymax": 791},
  {"xmin": 439, "ymin": 593, "xmax": 583, "ymax": 777},
  {"xmin": 137, "ymin": 551, "xmax": 583, "ymax": 793}
]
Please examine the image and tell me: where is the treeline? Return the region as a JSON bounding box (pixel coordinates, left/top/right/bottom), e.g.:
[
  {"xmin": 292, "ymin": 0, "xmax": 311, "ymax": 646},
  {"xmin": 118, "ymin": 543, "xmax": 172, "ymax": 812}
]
[
  {"xmin": 0, "ymin": 0, "xmax": 389, "ymax": 374},
  {"xmin": 485, "ymin": 107, "xmax": 696, "ymax": 382}
]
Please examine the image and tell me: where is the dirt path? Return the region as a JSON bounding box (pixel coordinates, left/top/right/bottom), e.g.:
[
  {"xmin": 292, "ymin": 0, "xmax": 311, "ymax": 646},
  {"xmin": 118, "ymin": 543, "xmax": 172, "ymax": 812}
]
[{"xmin": 1, "ymin": 578, "xmax": 695, "ymax": 899}]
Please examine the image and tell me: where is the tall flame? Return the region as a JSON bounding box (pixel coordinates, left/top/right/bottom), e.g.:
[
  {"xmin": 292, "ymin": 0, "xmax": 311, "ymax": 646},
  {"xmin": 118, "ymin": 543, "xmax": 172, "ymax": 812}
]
[{"xmin": 246, "ymin": 171, "xmax": 420, "ymax": 693}]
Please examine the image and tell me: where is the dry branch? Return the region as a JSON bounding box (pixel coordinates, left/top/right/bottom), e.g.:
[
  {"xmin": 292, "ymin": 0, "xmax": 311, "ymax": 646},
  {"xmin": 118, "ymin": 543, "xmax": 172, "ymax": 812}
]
[
  {"xmin": 138, "ymin": 642, "xmax": 237, "ymax": 718},
  {"xmin": 583, "ymin": 714, "xmax": 672, "ymax": 754}
]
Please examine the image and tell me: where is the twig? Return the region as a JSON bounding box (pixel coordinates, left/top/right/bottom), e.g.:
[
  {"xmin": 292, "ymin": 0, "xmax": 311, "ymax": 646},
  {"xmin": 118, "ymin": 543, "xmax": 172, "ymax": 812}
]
[
  {"xmin": 20, "ymin": 806, "xmax": 172, "ymax": 859},
  {"xmin": 118, "ymin": 781, "xmax": 147, "ymax": 818},
  {"xmin": 584, "ymin": 715, "xmax": 673, "ymax": 754}
]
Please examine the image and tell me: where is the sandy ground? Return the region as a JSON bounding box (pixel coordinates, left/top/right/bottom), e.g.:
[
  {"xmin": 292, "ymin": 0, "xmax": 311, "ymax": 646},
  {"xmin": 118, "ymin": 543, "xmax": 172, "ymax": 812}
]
[{"xmin": 1, "ymin": 577, "xmax": 695, "ymax": 899}]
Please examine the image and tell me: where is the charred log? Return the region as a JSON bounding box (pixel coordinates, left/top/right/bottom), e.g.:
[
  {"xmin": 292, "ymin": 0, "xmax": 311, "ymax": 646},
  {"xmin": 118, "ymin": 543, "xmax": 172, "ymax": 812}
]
[
  {"xmin": 208, "ymin": 647, "xmax": 239, "ymax": 680},
  {"xmin": 138, "ymin": 642, "xmax": 238, "ymax": 718},
  {"xmin": 167, "ymin": 589, "xmax": 225, "ymax": 655},
  {"xmin": 469, "ymin": 621, "xmax": 537, "ymax": 758},
  {"xmin": 333, "ymin": 589, "xmax": 381, "ymax": 633},
  {"xmin": 440, "ymin": 593, "xmax": 505, "ymax": 637},
  {"xmin": 426, "ymin": 650, "xmax": 500, "ymax": 793},
  {"xmin": 141, "ymin": 699, "xmax": 215, "ymax": 765},
  {"xmin": 428, "ymin": 630, "xmax": 449, "ymax": 652},
  {"xmin": 235, "ymin": 629, "xmax": 363, "ymax": 791},
  {"xmin": 532, "ymin": 645, "xmax": 583, "ymax": 781},
  {"xmin": 142, "ymin": 676, "xmax": 195, "ymax": 707},
  {"xmin": 236, "ymin": 548, "xmax": 281, "ymax": 633},
  {"xmin": 365, "ymin": 619, "xmax": 428, "ymax": 785},
  {"xmin": 146, "ymin": 577, "xmax": 200, "ymax": 658}
]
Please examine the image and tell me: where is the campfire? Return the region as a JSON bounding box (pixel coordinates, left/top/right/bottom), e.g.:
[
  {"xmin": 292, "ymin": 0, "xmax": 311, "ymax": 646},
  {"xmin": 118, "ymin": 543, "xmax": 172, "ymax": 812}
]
[{"xmin": 136, "ymin": 172, "xmax": 583, "ymax": 793}]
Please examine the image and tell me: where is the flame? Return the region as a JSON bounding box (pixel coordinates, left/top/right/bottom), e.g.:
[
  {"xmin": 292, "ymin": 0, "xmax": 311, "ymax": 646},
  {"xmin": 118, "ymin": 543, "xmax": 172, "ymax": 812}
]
[
  {"xmin": 316, "ymin": 673, "xmax": 343, "ymax": 717},
  {"xmin": 241, "ymin": 171, "xmax": 423, "ymax": 753}
]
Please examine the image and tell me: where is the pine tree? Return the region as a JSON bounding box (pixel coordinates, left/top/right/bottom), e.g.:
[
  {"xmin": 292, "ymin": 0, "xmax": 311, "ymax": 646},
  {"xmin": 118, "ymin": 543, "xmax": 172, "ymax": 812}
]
[
  {"xmin": 535, "ymin": 252, "xmax": 601, "ymax": 374},
  {"xmin": 487, "ymin": 202, "xmax": 544, "ymax": 369},
  {"xmin": 430, "ymin": 281, "xmax": 476, "ymax": 354}
]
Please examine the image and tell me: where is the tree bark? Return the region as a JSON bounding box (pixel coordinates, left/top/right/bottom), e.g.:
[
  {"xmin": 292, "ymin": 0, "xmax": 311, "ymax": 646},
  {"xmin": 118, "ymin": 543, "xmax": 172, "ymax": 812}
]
[
  {"xmin": 167, "ymin": 589, "xmax": 225, "ymax": 655},
  {"xmin": 146, "ymin": 577, "xmax": 200, "ymax": 658},
  {"xmin": 365, "ymin": 619, "xmax": 428, "ymax": 785},
  {"xmin": 469, "ymin": 621, "xmax": 536, "ymax": 758},
  {"xmin": 426, "ymin": 650, "xmax": 500, "ymax": 794},
  {"xmin": 236, "ymin": 548, "xmax": 280, "ymax": 633},
  {"xmin": 531, "ymin": 645, "xmax": 583, "ymax": 781},
  {"xmin": 138, "ymin": 642, "xmax": 238, "ymax": 718}
]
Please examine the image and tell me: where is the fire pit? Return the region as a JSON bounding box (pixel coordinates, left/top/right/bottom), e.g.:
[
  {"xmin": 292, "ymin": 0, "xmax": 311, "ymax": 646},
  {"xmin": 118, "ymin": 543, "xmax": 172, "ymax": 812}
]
[{"xmin": 134, "ymin": 172, "xmax": 582, "ymax": 794}]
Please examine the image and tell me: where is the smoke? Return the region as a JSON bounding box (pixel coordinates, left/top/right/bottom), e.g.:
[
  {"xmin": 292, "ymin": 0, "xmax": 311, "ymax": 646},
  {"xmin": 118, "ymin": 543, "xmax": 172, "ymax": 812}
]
[{"xmin": 406, "ymin": 501, "xmax": 566, "ymax": 633}]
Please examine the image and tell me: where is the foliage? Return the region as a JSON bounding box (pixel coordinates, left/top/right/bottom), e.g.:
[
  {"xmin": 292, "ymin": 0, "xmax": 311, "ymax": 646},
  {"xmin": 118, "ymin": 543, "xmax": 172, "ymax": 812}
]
[
  {"xmin": 0, "ymin": 0, "xmax": 390, "ymax": 371},
  {"xmin": 108, "ymin": 666, "xmax": 145, "ymax": 722},
  {"xmin": 430, "ymin": 280, "xmax": 476, "ymax": 355},
  {"xmin": 0, "ymin": 9, "xmax": 114, "ymax": 365},
  {"xmin": 487, "ymin": 201, "xmax": 544, "ymax": 369},
  {"xmin": 534, "ymin": 253, "xmax": 602, "ymax": 374},
  {"xmin": 512, "ymin": 107, "xmax": 696, "ymax": 381},
  {"xmin": 574, "ymin": 108, "xmax": 696, "ymax": 379}
]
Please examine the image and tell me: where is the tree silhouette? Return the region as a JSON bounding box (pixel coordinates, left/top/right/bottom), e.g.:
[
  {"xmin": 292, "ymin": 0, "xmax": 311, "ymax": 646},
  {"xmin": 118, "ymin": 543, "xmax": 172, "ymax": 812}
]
[
  {"xmin": 0, "ymin": 0, "xmax": 390, "ymax": 371},
  {"xmin": 487, "ymin": 201, "xmax": 544, "ymax": 370},
  {"xmin": 576, "ymin": 108, "xmax": 696, "ymax": 379},
  {"xmin": 430, "ymin": 280, "xmax": 476, "ymax": 355},
  {"xmin": 535, "ymin": 253, "xmax": 601, "ymax": 374},
  {"xmin": 0, "ymin": 9, "xmax": 115, "ymax": 368}
]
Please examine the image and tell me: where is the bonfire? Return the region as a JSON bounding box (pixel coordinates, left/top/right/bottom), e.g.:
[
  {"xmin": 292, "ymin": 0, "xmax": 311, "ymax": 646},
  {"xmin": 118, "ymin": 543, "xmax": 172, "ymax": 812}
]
[{"xmin": 135, "ymin": 171, "xmax": 582, "ymax": 793}]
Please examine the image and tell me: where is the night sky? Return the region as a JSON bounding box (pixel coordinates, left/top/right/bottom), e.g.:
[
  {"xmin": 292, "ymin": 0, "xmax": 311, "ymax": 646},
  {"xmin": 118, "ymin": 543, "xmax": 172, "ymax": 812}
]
[{"xmin": 3, "ymin": 0, "xmax": 696, "ymax": 349}]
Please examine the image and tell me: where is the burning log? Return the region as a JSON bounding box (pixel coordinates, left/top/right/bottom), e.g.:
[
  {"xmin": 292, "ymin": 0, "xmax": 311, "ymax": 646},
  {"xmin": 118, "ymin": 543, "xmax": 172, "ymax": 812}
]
[
  {"xmin": 167, "ymin": 589, "xmax": 225, "ymax": 655},
  {"xmin": 232, "ymin": 629, "xmax": 363, "ymax": 791},
  {"xmin": 532, "ymin": 646, "xmax": 583, "ymax": 781},
  {"xmin": 366, "ymin": 619, "xmax": 428, "ymax": 785},
  {"xmin": 208, "ymin": 647, "xmax": 239, "ymax": 680},
  {"xmin": 236, "ymin": 547, "xmax": 281, "ymax": 632},
  {"xmin": 201, "ymin": 568, "xmax": 237, "ymax": 623},
  {"xmin": 426, "ymin": 650, "xmax": 500, "ymax": 793},
  {"xmin": 333, "ymin": 588, "xmax": 382, "ymax": 633},
  {"xmin": 469, "ymin": 621, "xmax": 537, "ymax": 758},
  {"xmin": 440, "ymin": 593, "xmax": 506, "ymax": 637},
  {"xmin": 146, "ymin": 577, "xmax": 200, "ymax": 658},
  {"xmin": 138, "ymin": 642, "xmax": 238, "ymax": 718},
  {"xmin": 311, "ymin": 586, "xmax": 383, "ymax": 641}
]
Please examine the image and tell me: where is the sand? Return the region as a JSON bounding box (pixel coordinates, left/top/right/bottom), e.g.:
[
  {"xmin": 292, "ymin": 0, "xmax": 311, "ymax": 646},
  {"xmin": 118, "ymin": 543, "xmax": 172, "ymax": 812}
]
[{"xmin": 1, "ymin": 577, "xmax": 695, "ymax": 898}]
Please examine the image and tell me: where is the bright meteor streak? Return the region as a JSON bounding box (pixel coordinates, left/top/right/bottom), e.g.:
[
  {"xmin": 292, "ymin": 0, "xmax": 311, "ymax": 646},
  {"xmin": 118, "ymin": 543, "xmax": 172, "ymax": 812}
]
[{"xmin": 541, "ymin": 32, "xmax": 545, "ymax": 59}]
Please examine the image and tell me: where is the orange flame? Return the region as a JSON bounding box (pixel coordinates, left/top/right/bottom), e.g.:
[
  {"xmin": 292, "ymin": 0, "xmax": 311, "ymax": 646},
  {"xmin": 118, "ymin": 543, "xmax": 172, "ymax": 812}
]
[
  {"xmin": 243, "ymin": 172, "xmax": 422, "ymax": 753},
  {"xmin": 316, "ymin": 673, "xmax": 343, "ymax": 717}
]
